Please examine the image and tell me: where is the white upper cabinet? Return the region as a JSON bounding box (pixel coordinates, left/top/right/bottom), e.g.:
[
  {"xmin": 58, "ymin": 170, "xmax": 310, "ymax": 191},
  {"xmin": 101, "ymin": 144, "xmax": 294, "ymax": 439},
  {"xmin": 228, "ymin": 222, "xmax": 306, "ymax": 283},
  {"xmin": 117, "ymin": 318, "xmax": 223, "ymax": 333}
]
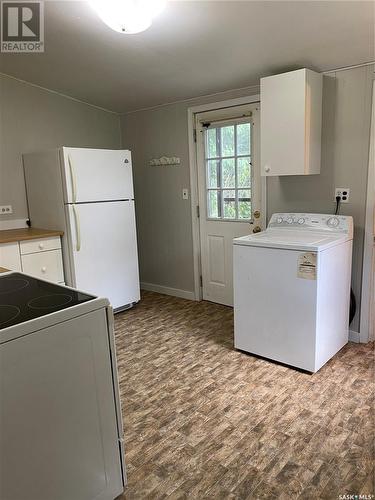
[{"xmin": 260, "ymin": 68, "xmax": 323, "ymax": 176}]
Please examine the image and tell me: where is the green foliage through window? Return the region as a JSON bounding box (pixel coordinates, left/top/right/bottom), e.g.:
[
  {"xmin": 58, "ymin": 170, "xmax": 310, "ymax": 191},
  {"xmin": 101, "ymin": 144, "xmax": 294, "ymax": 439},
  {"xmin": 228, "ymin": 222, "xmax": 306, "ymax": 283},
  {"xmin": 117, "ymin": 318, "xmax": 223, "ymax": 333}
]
[{"xmin": 205, "ymin": 121, "xmax": 252, "ymax": 220}]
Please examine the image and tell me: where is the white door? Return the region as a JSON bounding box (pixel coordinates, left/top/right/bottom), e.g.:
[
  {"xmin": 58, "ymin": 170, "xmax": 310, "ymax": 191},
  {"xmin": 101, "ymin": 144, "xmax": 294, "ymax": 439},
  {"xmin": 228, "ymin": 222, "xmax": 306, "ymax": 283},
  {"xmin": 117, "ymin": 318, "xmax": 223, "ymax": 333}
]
[
  {"xmin": 62, "ymin": 148, "xmax": 134, "ymax": 203},
  {"xmin": 196, "ymin": 104, "xmax": 262, "ymax": 306},
  {"xmin": 67, "ymin": 201, "xmax": 140, "ymax": 309}
]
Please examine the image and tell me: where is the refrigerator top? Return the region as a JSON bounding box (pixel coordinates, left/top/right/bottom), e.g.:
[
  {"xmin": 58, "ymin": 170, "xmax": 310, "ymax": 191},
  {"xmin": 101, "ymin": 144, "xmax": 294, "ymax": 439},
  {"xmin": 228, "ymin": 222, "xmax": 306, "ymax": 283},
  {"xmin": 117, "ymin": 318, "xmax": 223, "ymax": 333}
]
[{"xmin": 61, "ymin": 147, "xmax": 134, "ymax": 204}]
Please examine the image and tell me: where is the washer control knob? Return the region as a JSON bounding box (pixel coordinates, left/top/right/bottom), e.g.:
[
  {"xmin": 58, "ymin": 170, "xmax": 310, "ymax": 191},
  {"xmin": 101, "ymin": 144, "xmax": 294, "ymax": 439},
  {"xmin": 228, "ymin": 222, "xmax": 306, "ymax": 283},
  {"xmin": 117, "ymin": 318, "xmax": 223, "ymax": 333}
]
[
  {"xmin": 277, "ymin": 217, "xmax": 283, "ymax": 224},
  {"xmin": 298, "ymin": 218, "xmax": 305, "ymax": 225},
  {"xmin": 327, "ymin": 217, "xmax": 340, "ymax": 228},
  {"xmin": 287, "ymin": 217, "xmax": 294, "ymax": 224}
]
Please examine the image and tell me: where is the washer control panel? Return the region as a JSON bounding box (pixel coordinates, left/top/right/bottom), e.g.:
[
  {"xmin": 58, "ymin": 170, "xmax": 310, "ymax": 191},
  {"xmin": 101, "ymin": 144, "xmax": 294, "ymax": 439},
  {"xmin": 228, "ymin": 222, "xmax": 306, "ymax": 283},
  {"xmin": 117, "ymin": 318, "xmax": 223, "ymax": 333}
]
[{"xmin": 268, "ymin": 213, "xmax": 353, "ymax": 236}]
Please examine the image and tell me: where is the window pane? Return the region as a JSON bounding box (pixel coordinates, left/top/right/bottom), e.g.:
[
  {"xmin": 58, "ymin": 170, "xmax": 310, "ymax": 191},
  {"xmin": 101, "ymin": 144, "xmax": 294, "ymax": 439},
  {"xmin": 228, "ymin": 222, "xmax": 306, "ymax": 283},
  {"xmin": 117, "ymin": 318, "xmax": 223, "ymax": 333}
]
[
  {"xmin": 207, "ymin": 160, "xmax": 220, "ymax": 188},
  {"xmin": 223, "ymin": 190, "xmax": 236, "ymax": 219},
  {"xmin": 237, "ymin": 123, "xmax": 251, "ymax": 156},
  {"xmin": 206, "ymin": 128, "xmax": 218, "ymax": 158},
  {"xmin": 221, "ymin": 126, "xmax": 234, "ymax": 157},
  {"xmin": 222, "ymin": 158, "xmax": 235, "ymax": 188},
  {"xmin": 237, "ymin": 157, "xmax": 251, "ymax": 188},
  {"xmin": 208, "ymin": 190, "xmax": 220, "ymax": 218},
  {"xmin": 238, "ymin": 189, "xmax": 251, "ymax": 219}
]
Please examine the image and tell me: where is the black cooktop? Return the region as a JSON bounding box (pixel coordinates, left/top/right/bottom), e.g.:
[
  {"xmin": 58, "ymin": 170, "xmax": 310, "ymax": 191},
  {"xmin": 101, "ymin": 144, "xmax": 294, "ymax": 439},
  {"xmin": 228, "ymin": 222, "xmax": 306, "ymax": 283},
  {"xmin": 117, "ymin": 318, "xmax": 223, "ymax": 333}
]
[{"xmin": 0, "ymin": 273, "xmax": 95, "ymax": 330}]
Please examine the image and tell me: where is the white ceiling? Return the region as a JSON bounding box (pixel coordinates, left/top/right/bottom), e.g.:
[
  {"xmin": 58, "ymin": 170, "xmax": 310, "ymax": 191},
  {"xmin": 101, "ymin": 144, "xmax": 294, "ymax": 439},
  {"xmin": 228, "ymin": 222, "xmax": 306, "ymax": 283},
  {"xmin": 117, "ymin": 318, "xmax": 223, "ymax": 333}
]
[{"xmin": 0, "ymin": 1, "xmax": 373, "ymax": 113}]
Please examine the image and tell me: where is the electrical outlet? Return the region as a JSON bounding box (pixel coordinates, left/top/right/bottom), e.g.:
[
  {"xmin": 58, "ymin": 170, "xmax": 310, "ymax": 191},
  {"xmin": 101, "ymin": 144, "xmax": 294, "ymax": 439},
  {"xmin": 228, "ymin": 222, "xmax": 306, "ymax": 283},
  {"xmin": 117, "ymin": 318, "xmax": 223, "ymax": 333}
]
[
  {"xmin": 182, "ymin": 188, "xmax": 189, "ymax": 200},
  {"xmin": 334, "ymin": 188, "xmax": 350, "ymax": 203},
  {"xmin": 0, "ymin": 205, "xmax": 13, "ymax": 215}
]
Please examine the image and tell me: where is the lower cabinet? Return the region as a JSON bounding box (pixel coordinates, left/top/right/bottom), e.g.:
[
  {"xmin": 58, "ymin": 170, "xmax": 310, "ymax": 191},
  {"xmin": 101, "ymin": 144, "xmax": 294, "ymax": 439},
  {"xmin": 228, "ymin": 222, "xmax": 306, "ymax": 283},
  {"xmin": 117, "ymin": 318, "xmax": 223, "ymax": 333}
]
[
  {"xmin": 0, "ymin": 242, "xmax": 22, "ymax": 271},
  {"xmin": 21, "ymin": 250, "xmax": 64, "ymax": 283},
  {"xmin": 0, "ymin": 237, "xmax": 64, "ymax": 284}
]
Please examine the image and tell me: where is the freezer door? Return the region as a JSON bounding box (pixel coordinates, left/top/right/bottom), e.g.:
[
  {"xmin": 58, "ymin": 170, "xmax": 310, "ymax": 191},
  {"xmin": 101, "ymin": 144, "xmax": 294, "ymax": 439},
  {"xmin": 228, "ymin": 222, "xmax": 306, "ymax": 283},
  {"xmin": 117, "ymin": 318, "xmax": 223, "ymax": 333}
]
[
  {"xmin": 67, "ymin": 201, "xmax": 140, "ymax": 309},
  {"xmin": 61, "ymin": 148, "xmax": 134, "ymax": 203}
]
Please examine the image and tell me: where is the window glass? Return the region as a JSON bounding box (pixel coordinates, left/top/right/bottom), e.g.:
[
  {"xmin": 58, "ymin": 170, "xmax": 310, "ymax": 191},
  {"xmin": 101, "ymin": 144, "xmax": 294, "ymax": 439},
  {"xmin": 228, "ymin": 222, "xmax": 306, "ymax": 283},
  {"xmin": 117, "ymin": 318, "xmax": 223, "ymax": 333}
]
[{"xmin": 205, "ymin": 121, "xmax": 252, "ymax": 220}]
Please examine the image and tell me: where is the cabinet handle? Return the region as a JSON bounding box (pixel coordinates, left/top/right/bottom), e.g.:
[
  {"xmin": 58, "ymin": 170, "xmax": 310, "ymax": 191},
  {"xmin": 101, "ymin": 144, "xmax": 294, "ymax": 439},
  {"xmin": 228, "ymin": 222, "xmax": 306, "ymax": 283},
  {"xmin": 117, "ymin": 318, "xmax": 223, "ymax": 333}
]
[
  {"xmin": 38, "ymin": 243, "xmax": 44, "ymax": 250},
  {"xmin": 264, "ymin": 166, "xmax": 270, "ymax": 173},
  {"xmin": 41, "ymin": 266, "xmax": 47, "ymax": 273}
]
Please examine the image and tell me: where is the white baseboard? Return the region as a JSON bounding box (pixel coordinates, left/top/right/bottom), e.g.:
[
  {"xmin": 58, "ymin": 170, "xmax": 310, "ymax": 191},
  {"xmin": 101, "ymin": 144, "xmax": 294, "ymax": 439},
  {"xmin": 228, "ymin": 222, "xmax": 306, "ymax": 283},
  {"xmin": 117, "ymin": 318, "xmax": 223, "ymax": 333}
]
[
  {"xmin": 140, "ymin": 282, "xmax": 195, "ymax": 301},
  {"xmin": 0, "ymin": 219, "xmax": 28, "ymax": 230},
  {"xmin": 349, "ymin": 329, "xmax": 360, "ymax": 343}
]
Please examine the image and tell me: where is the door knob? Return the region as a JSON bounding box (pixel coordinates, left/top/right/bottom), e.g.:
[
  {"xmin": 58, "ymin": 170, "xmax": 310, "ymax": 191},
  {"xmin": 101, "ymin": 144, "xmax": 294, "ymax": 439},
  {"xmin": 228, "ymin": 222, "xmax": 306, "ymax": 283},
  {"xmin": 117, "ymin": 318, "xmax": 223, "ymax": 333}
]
[{"xmin": 253, "ymin": 226, "xmax": 261, "ymax": 233}]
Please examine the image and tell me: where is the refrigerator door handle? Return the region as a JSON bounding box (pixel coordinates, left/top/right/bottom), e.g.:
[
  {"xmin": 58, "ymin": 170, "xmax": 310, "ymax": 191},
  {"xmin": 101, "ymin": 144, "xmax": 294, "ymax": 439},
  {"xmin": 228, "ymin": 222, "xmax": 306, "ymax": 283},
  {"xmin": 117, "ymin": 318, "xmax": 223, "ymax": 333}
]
[
  {"xmin": 72, "ymin": 204, "xmax": 81, "ymax": 251},
  {"xmin": 68, "ymin": 155, "xmax": 77, "ymax": 203}
]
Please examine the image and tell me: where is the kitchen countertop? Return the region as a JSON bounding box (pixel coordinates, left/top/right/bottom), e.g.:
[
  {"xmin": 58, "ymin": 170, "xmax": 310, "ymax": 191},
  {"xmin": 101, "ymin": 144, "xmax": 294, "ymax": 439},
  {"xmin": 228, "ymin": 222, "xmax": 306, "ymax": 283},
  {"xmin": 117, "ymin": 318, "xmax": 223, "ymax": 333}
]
[{"xmin": 0, "ymin": 228, "xmax": 64, "ymax": 244}]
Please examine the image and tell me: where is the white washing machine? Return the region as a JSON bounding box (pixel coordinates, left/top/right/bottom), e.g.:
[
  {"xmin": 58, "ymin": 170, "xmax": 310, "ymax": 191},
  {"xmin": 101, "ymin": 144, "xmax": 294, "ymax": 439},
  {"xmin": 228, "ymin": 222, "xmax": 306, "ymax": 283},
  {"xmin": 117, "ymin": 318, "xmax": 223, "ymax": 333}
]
[{"xmin": 233, "ymin": 213, "xmax": 353, "ymax": 372}]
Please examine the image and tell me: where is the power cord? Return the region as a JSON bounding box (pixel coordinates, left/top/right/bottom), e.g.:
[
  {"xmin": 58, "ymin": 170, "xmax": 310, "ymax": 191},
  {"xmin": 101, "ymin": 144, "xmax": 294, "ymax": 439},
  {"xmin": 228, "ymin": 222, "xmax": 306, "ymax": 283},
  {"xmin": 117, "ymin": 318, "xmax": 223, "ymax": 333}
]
[
  {"xmin": 335, "ymin": 195, "xmax": 341, "ymax": 215},
  {"xmin": 333, "ymin": 195, "xmax": 356, "ymax": 324}
]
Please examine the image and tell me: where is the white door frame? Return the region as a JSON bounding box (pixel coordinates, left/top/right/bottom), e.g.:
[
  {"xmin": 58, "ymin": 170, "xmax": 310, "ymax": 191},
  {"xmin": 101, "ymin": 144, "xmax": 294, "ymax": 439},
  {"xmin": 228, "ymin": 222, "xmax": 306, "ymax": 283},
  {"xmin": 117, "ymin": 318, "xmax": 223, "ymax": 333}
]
[
  {"xmin": 360, "ymin": 81, "xmax": 375, "ymax": 342},
  {"xmin": 187, "ymin": 94, "xmax": 266, "ymax": 301}
]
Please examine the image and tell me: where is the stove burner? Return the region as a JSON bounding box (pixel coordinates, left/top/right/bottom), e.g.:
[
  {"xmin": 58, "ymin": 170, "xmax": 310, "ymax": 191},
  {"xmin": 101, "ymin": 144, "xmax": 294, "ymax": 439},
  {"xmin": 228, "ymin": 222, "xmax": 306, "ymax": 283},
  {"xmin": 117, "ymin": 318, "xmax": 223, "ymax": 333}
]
[
  {"xmin": 28, "ymin": 294, "xmax": 73, "ymax": 310},
  {"xmin": 0, "ymin": 278, "xmax": 29, "ymax": 295},
  {"xmin": 0, "ymin": 305, "xmax": 21, "ymax": 326}
]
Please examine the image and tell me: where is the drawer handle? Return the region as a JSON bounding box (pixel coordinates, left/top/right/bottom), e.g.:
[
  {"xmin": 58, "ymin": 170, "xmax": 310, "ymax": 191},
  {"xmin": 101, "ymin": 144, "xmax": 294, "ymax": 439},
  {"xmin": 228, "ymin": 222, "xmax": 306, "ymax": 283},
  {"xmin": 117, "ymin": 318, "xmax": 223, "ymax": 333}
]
[
  {"xmin": 264, "ymin": 166, "xmax": 270, "ymax": 173},
  {"xmin": 38, "ymin": 243, "xmax": 44, "ymax": 250},
  {"xmin": 41, "ymin": 266, "xmax": 47, "ymax": 273}
]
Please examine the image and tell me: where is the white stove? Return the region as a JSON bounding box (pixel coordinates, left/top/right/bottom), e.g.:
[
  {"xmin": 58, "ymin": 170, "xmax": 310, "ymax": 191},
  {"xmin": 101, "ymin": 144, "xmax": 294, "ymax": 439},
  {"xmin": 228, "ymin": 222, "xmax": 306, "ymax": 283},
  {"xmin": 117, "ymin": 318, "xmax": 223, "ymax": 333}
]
[
  {"xmin": 0, "ymin": 272, "xmax": 126, "ymax": 500},
  {"xmin": 233, "ymin": 213, "xmax": 353, "ymax": 372}
]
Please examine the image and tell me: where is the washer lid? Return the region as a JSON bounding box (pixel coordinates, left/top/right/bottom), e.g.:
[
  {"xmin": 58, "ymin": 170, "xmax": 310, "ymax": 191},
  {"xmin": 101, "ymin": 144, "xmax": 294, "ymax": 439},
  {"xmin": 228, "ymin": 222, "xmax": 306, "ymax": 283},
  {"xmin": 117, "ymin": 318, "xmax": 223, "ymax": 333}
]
[{"xmin": 233, "ymin": 229, "xmax": 350, "ymax": 251}]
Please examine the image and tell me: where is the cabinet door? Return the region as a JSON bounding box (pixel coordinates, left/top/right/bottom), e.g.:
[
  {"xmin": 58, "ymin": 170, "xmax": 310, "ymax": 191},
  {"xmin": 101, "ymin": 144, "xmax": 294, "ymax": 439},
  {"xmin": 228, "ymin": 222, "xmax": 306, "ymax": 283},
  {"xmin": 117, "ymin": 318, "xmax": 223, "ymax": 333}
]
[
  {"xmin": 261, "ymin": 69, "xmax": 306, "ymax": 176},
  {"xmin": 0, "ymin": 242, "xmax": 21, "ymax": 271},
  {"xmin": 21, "ymin": 249, "xmax": 64, "ymax": 283},
  {"xmin": 0, "ymin": 309, "xmax": 124, "ymax": 500}
]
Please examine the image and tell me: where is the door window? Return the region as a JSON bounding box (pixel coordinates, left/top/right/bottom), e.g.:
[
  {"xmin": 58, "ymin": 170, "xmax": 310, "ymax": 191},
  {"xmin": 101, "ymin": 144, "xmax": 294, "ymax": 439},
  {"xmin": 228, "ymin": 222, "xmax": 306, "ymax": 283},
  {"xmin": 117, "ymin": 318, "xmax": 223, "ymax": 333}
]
[{"xmin": 205, "ymin": 122, "xmax": 252, "ymax": 220}]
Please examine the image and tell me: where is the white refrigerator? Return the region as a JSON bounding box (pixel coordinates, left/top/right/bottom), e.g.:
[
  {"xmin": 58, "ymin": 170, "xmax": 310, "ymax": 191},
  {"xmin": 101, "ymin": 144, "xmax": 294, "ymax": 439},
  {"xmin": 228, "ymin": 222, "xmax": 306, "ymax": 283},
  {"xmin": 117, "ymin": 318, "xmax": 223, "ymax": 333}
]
[{"xmin": 23, "ymin": 147, "xmax": 140, "ymax": 311}]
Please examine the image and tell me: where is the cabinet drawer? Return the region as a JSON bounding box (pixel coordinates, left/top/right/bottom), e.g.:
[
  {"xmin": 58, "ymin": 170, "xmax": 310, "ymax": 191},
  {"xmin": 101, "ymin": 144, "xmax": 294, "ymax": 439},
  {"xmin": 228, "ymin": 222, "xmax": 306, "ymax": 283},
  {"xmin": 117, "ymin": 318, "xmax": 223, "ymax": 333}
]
[
  {"xmin": 21, "ymin": 249, "xmax": 64, "ymax": 282},
  {"xmin": 20, "ymin": 237, "xmax": 61, "ymax": 255}
]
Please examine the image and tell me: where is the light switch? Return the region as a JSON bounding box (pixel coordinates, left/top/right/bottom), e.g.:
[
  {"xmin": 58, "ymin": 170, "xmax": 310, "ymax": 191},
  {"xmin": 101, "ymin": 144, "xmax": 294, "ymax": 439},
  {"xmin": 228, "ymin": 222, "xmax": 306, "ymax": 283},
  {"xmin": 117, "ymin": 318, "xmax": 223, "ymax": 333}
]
[{"xmin": 182, "ymin": 189, "xmax": 189, "ymax": 200}]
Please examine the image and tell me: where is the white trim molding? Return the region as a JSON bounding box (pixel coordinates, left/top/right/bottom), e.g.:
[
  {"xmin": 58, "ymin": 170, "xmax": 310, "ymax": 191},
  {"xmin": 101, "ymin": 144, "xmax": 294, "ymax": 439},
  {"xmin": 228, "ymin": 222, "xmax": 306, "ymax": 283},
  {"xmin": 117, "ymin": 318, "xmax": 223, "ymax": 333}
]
[
  {"xmin": 349, "ymin": 330, "xmax": 361, "ymax": 343},
  {"xmin": 140, "ymin": 282, "xmax": 195, "ymax": 301},
  {"xmin": 187, "ymin": 93, "xmax": 265, "ymax": 301},
  {"xmin": 0, "ymin": 72, "xmax": 119, "ymax": 115},
  {"xmin": 360, "ymin": 80, "xmax": 375, "ymax": 342}
]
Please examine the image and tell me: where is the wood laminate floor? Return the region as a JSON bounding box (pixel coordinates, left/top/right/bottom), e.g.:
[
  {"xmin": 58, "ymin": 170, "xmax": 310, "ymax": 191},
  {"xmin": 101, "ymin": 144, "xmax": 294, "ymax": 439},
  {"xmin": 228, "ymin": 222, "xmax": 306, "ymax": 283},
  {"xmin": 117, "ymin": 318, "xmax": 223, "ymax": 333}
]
[{"xmin": 115, "ymin": 291, "xmax": 374, "ymax": 500}]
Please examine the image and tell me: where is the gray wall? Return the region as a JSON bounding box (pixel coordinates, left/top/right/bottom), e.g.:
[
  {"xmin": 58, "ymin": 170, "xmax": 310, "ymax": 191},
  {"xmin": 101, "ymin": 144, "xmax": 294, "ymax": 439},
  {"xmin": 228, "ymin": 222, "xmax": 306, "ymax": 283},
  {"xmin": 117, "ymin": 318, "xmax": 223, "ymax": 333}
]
[
  {"xmin": 267, "ymin": 66, "xmax": 374, "ymax": 332},
  {"xmin": 121, "ymin": 85, "xmax": 259, "ymax": 294},
  {"xmin": 121, "ymin": 66, "xmax": 374, "ymax": 331},
  {"xmin": 1, "ymin": 67, "xmax": 371, "ymax": 331},
  {"xmin": 0, "ymin": 74, "xmax": 121, "ymax": 221}
]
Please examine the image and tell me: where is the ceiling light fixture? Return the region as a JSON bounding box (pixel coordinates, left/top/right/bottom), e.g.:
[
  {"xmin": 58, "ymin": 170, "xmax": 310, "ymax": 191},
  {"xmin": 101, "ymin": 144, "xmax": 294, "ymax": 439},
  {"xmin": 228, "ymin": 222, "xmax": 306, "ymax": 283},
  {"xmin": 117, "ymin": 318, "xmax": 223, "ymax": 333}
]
[{"xmin": 89, "ymin": 0, "xmax": 166, "ymax": 34}]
